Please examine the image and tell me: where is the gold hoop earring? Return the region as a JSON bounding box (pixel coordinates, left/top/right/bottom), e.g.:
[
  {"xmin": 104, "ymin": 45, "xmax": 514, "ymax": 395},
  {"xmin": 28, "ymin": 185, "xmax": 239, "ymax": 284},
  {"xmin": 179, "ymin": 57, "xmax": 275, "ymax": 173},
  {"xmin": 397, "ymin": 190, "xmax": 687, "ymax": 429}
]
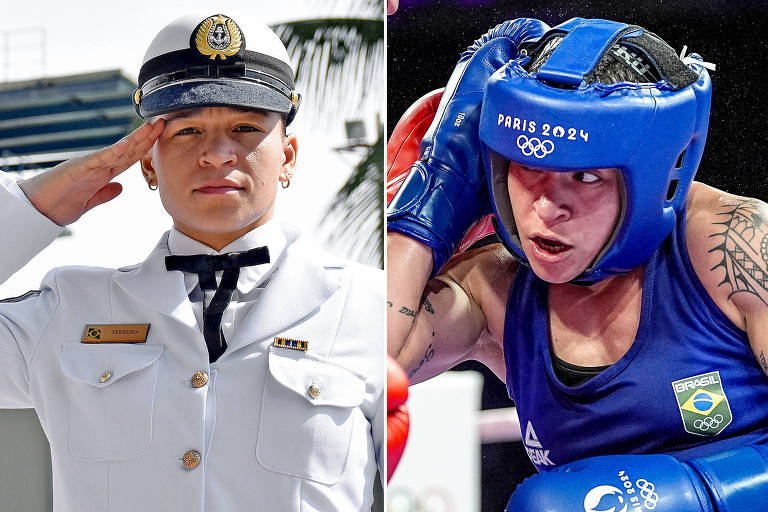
[
  {"xmin": 148, "ymin": 182, "xmax": 158, "ymax": 191},
  {"xmin": 281, "ymin": 178, "xmax": 290, "ymax": 189}
]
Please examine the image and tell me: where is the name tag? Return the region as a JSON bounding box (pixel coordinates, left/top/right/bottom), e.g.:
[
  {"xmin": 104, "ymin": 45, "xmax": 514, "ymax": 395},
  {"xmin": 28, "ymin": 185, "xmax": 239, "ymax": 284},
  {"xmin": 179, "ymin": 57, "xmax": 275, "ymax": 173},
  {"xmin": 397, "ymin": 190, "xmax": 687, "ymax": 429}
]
[{"xmin": 82, "ymin": 324, "xmax": 150, "ymax": 343}]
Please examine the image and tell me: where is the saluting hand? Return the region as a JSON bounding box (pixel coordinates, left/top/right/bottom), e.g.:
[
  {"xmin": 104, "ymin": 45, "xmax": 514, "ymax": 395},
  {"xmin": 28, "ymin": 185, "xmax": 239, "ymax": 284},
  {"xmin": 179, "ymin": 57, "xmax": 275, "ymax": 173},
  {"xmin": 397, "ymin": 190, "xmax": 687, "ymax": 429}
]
[{"xmin": 17, "ymin": 120, "xmax": 165, "ymax": 226}]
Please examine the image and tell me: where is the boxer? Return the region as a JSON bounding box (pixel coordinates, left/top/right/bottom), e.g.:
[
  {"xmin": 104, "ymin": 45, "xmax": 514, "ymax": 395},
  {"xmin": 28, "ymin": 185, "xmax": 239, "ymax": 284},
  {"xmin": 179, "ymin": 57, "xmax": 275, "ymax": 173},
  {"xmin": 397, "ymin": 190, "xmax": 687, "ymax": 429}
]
[{"xmin": 388, "ymin": 17, "xmax": 768, "ymax": 511}]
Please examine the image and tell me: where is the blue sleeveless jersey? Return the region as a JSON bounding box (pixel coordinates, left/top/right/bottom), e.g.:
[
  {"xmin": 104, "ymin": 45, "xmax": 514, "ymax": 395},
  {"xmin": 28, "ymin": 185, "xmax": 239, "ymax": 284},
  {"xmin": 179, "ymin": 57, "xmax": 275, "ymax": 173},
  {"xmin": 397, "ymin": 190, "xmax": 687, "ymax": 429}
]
[{"xmin": 503, "ymin": 211, "xmax": 768, "ymax": 472}]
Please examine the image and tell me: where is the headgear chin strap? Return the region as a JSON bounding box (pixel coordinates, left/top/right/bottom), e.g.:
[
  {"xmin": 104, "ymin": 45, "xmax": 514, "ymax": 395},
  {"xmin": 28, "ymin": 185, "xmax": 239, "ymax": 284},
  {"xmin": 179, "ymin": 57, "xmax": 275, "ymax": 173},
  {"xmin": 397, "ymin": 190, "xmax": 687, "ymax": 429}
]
[{"xmin": 479, "ymin": 17, "xmax": 712, "ymax": 285}]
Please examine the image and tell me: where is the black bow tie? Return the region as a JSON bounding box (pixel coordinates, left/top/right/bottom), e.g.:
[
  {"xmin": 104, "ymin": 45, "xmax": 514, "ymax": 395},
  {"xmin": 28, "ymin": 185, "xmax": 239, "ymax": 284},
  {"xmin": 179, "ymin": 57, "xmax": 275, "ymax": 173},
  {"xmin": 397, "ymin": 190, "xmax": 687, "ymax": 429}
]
[
  {"xmin": 165, "ymin": 246, "xmax": 270, "ymax": 363},
  {"xmin": 165, "ymin": 247, "xmax": 270, "ymax": 275}
]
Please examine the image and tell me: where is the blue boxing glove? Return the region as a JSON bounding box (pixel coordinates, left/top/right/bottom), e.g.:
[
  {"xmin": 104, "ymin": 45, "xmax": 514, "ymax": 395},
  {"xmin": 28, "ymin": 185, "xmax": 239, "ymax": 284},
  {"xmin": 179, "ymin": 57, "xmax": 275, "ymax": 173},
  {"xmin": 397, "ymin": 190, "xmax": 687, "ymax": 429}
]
[
  {"xmin": 506, "ymin": 444, "xmax": 768, "ymax": 512},
  {"xmin": 387, "ymin": 19, "xmax": 549, "ymax": 276}
]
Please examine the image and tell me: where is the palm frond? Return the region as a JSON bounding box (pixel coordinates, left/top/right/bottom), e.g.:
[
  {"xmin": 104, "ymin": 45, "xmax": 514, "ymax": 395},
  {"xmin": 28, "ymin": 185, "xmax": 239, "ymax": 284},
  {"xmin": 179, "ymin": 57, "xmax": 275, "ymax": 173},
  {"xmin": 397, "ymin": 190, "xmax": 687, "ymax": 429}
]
[
  {"xmin": 272, "ymin": 12, "xmax": 384, "ymax": 267},
  {"xmin": 322, "ymin": 132, "xmax": 384, "ymax": 268},
  {"xmin": 271, "ymin": 18, "xmax": 384, "ymax": 123}
]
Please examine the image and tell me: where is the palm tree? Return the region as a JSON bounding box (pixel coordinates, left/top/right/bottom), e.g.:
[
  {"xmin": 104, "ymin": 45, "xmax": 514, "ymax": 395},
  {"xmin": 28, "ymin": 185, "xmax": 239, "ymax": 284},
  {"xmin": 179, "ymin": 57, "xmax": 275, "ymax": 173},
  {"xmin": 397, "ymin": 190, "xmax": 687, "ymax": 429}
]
[{"xmin": 271, "ymin": 1, "xmax": 384, "ymax": 268}]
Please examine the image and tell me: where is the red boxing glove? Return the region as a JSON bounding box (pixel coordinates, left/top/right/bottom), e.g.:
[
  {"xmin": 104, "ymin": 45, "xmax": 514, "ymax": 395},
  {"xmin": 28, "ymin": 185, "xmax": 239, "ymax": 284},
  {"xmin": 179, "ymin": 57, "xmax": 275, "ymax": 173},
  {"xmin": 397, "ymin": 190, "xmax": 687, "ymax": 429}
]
[
  {"xmin": 386, "ymin": 90, "xmax": 496, "ymax": 255},
  {"xmin": 387, "ymin": 356, "xmax": 410, "ymax": 482},
  {"xmin": 386, "ymin": 89, "xmax": 443, "ymax": 205}
]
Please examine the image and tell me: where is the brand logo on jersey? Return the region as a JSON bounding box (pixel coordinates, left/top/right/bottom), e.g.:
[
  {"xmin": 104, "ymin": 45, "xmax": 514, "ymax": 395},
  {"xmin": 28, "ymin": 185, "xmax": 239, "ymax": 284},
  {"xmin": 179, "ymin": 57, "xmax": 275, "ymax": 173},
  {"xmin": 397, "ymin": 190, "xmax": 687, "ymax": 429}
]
[
  {"xmin": 523, "ymin": 421, "xmax": 555, "ymax": 466},
  {"xmin": 671, "ymin": 371, "xmax": 732, "ymax": 436}
]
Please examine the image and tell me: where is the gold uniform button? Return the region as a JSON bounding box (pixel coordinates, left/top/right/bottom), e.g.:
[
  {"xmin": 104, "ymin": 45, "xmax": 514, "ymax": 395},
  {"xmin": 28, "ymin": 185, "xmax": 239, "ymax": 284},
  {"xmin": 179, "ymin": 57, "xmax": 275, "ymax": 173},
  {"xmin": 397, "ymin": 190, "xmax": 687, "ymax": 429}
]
[
  {"xmin": 99, "ymin": 371, "xmax": 112, "ymax": 383},
  {"xmin": 182, "ymin": 450, "xmax": 201, "ymax": 470},
  {"xmin": 308, "ymin": 385, "xmax": 321, "ymax": 399},
  {"xmin": 191, "ymin": 371, "xmax": 209, "ymax": 388}
]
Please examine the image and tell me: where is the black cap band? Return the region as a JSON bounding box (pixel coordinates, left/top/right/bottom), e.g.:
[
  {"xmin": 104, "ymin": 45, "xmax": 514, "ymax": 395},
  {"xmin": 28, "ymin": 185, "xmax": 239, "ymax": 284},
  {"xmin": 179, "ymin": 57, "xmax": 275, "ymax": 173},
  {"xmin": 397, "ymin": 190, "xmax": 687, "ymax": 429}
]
[
  {"xmin": 135, "ymin": 49, "xmax": 299, "ymax": 122},
  {"xmin": 138, "ymin": 49, "xmax": 294, "ymax": 90},
  {"xmin": 141, "ymin": 63, "xmax": 294, "ymax": 101}
]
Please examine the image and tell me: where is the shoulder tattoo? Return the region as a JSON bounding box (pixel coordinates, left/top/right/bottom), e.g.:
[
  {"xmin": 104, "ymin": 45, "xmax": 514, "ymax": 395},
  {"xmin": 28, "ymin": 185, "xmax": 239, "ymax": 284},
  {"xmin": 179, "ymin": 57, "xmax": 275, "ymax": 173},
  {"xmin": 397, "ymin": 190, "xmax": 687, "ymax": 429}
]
[{"xmin": 709, "ymin": 198, "xmax": 768, "ymax": 306}]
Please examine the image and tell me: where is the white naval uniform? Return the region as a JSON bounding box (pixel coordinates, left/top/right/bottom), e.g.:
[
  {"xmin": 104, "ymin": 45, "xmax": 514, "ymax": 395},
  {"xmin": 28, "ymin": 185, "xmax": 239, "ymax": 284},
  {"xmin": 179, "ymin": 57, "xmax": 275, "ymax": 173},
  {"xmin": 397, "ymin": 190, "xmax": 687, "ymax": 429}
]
[{"xmin": 0, "ymin": 173, "xmax": 384, "ymax": 512}]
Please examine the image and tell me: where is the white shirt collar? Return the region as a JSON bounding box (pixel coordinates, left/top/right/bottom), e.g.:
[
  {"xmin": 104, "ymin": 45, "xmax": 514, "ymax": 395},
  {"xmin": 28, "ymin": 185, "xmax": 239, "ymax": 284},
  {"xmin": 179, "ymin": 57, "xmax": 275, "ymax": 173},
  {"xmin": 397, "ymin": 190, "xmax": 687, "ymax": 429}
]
[{"xmin": 167, "ymin": 219, "xmax": 288, "ymax": 298}]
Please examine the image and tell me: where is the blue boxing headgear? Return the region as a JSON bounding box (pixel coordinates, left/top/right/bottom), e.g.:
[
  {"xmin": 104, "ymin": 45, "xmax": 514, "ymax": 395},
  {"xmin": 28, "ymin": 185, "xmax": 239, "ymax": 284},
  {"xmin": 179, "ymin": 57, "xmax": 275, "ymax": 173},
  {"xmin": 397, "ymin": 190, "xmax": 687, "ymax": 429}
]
[{"xmin": 479, "ymin": 18, "xmax": 712, "ymax": 284}]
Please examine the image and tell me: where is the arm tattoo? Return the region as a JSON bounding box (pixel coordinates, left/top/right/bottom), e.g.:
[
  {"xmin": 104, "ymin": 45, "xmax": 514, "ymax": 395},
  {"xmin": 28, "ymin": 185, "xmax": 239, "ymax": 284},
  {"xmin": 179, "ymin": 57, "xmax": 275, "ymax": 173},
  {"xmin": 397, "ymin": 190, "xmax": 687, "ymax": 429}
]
[
  {"xmin": 388, "ymin": 301, "xmax": 416, "ymax": 322},
  {"xmin": 709, "ymin": 199, "xmax": 768, "ymax": 307},
  {"xmin": 422, "ymin": 297, "xmax": 435, "ymax": 314},
  {"xmin": 408, "ymin": 343, "xmax": 435, "ymax": 378},
  {"xmin": 759, "ymin": 351, "xmax": 768, "ymax": 376}
]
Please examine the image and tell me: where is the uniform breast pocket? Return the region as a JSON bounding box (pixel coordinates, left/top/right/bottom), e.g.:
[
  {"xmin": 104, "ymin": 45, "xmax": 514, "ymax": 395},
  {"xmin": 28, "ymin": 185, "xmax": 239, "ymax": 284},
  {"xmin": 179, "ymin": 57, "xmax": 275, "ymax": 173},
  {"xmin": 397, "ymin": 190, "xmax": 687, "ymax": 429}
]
[
  {"xmin": 60, "ymin": 343, "xmax": 164, "ymax": 461},
  {"xmin": 256, "ymin": 349, "xmax": 366, "ymax": 485}
]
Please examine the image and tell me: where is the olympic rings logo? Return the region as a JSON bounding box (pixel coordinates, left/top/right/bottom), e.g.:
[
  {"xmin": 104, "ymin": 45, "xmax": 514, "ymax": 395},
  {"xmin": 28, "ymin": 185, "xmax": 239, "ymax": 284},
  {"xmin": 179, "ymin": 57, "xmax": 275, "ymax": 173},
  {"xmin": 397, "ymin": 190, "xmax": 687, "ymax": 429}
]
[
  {"xmin": 516, "ymin": 135, "xmax": 555, "ymax": 159},
  {"xmin": 635, "ymin": 479, "xmax": 659, "ymax": 509},
  {"xmin": 693, "ymin": 414, "xmax": 724, "ymax": 431}
]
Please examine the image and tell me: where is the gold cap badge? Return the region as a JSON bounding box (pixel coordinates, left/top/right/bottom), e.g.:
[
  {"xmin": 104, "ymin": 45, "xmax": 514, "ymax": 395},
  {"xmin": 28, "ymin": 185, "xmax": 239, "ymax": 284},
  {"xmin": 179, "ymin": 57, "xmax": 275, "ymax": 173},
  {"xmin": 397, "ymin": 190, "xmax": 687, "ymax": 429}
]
[{"xmin": 192, "ymin": 14, "xmax": 244, "ymax": 62}]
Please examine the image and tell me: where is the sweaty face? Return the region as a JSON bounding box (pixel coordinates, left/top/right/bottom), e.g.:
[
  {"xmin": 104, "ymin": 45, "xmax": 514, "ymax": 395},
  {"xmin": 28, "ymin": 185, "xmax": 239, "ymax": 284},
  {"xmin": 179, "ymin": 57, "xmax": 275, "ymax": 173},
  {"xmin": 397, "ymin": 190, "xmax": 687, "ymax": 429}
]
[
  {"xmin": 143, "ymin": 107, "xmax": 296, "ymax": 250},
  {"xmin": 507, "ymin": 162, "xmax": 621, "ymax": 284}
]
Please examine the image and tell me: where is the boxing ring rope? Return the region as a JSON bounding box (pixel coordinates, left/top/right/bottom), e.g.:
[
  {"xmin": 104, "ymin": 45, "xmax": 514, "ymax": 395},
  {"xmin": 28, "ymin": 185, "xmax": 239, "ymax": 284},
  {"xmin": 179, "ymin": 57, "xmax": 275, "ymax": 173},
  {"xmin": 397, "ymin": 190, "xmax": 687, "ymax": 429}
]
[{"xmin": 477, "ymin": 406, "xmax": 522, "ymax": 443}]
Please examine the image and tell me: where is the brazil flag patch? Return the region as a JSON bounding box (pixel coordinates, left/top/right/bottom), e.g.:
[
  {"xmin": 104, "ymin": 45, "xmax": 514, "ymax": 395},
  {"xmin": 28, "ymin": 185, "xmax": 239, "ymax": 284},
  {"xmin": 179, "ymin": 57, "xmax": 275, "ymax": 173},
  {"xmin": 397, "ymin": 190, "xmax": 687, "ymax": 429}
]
[{"xmin": 672, "ymin": 371, "xmax": 732, "ymax": 436}]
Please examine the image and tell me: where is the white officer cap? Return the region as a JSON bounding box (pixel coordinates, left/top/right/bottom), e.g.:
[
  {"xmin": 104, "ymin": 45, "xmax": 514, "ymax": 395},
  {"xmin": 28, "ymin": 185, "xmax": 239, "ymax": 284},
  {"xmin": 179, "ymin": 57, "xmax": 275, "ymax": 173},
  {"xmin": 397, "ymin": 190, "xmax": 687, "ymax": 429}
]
[{"xmin": 133, "ymin": 13, "xmax": 300, "ymax": 124}]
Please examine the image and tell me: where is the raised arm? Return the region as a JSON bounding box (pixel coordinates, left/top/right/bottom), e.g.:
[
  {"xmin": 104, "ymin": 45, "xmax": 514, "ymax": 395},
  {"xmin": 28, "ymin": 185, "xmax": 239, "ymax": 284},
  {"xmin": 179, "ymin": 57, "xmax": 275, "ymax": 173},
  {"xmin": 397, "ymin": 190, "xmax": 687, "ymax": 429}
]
[
  {"xmin": 0, "ymin": 121, "xmax": 164, "ymax": 407},
  {"xmin": 0, "ymin": 121, "xmax": 163, "ymax": 284},
  {"xmin": 387, "ymin": 233, "xmax": 433, "ymax": 359},
  {"xmin": 387, "ymin": 19, "xmax": 548, "ymax": 381},
  {"xmin": 389, "ymin": 234, "xmax": 513, "ymax": 383},
  {"xmin": 387, "ymin": 232, "xmax": 486, "ymax": 383},
  {"xmin": 18, "ymin": 120, "xmax": 164, "ymax": 227}
]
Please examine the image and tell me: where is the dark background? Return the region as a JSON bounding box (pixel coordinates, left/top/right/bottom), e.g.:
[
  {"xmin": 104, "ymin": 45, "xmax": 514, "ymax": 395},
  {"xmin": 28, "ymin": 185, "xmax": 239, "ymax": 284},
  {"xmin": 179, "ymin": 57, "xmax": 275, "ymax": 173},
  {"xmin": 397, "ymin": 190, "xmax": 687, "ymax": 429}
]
[
  {"xmin": 389, "ymin": 0, "xmax": 768, "ymax": 200},
  {"xmin": 388, "ymin": 1, "xmax": 768, "ymax": 510}
]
